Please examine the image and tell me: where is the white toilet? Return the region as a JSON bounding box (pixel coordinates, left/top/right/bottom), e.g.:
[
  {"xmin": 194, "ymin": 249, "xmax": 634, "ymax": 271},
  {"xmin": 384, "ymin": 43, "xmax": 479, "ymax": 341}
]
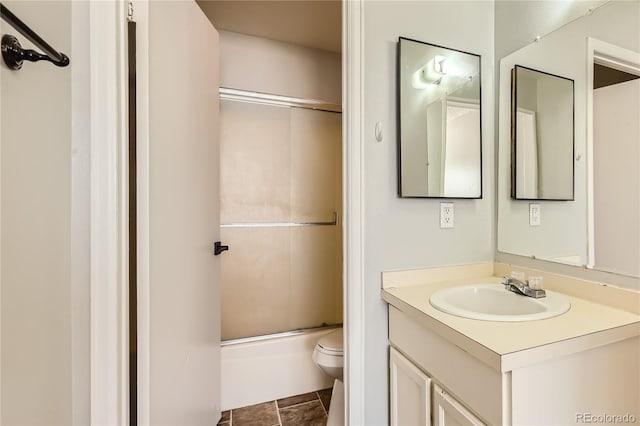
[
  {"xmin": 312, "ymin": 328, "xmax": 343, "ymax": 380},
  {"xmin": 312, "ymin": 328, "xmax": 344, "ymax": 425}
]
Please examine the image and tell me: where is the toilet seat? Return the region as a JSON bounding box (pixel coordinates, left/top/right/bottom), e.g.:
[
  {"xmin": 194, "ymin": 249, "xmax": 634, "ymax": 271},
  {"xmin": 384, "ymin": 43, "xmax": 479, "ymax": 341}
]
[
  {"xmin": 315, "ymin": 345, "xmax": 342, "ymax": 356},
  {"xmin": 316, "ymin": 329, "xmax": 343, "ymax": 356}
]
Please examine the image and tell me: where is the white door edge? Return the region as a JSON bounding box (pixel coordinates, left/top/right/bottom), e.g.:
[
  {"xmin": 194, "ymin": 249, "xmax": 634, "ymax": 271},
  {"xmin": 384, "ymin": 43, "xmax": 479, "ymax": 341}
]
[{"xmin": 343, "ymin": 0, "xmax": 365, "ymax": 425}]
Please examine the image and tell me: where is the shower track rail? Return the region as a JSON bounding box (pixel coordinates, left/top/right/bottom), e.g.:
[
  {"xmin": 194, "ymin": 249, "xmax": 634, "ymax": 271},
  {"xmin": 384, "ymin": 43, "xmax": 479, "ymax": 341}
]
[
  {"xmin": 219, "ymin": 87, "xmax": 342, "ymax": 113},
  {"xmin": 220, "ymin": 212, "xmax": 338, "ymax": 228},
  {"xmin": 221, "ymin": 323, "xmax": 342, "ymax": 347}
]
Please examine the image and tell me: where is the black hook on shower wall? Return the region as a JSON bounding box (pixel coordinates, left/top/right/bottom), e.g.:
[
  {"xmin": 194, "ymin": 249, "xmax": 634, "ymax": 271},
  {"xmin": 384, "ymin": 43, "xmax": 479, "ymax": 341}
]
[{"xmin": 0, "ymin": 2, "xmax": 70, "ymax": 70}]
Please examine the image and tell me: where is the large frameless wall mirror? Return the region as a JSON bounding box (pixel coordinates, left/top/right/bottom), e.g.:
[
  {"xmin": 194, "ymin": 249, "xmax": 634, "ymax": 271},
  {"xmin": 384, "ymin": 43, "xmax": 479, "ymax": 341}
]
[
  {"xmin": 397, "ymin": 37, "xmax": 482, "ymax": 198},
  {"xmin": 511, "ymin": 65, "xmax": 574, "ymax": 200},
  {"xmin": 497, "ymin": 0, "xmax": 640, "ymax": 279}
]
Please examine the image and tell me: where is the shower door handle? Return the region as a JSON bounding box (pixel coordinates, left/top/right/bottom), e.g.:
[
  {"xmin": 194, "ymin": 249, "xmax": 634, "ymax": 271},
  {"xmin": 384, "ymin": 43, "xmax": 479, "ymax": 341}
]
[{"xmin": 214, "ymin": 241, "xmax": 229, "ymax": 256}]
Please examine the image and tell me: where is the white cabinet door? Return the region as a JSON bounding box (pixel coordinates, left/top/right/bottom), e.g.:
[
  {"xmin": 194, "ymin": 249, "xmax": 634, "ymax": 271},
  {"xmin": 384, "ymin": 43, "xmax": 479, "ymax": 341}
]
[
  {"xmin": 390, "ymin": 347, "xmax": 432, "ymax": 426},
  {"xmin": 432, "ymin": 384, "xmax": 484, "ymax": 426}
]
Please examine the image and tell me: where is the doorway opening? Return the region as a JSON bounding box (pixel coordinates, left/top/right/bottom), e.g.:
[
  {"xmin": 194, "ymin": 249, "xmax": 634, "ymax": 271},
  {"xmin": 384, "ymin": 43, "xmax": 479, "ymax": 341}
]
[
  {"xmin": 198, "ymin": 0, "xmax": 345, "ymax": 412},
  {"xmin": 587, "ymin": 38, "xmax": 640, "ymax": 277}
]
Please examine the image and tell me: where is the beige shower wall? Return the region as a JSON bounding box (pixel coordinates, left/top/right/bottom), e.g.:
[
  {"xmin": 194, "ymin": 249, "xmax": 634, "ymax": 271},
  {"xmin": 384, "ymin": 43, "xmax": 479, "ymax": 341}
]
[{"xmin": 218, "ymin": 32, "xmax": 342, "ymax": 341}]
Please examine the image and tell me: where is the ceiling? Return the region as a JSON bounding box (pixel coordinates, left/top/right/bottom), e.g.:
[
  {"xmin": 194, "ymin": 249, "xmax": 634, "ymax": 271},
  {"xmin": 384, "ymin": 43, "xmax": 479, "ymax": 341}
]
[
  {"xmin": 196, "ymin": 0, "xmax": 342, "ymax": 53},
  {"xmin": 495, "ymin": 0, "xmax": 609, "ymax": 59}
]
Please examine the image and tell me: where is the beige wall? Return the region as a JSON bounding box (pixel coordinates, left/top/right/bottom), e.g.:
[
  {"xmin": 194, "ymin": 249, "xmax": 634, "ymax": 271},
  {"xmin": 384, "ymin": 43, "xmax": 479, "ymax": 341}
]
[
  {"xmin": 70, "ymin": 1, "xmax": 91, "ymax": 423},
  {"xmin": 1, "ymin": 1, "xmax": 76, "ymax": 424},
  {"xmin": 218, "ymin": 32, "xmax": 342, "ymax": 340}
]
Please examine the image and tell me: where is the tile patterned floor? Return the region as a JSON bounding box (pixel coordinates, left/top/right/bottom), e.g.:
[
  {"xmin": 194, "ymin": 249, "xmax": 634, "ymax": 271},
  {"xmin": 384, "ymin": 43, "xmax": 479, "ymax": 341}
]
[{"xmin": 218, "ymin": 388, "xmax": 333, "ymax": 426}]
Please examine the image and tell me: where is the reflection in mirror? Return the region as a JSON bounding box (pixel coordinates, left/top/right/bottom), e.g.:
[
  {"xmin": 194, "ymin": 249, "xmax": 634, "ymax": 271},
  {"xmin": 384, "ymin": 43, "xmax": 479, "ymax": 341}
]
[
  {"xmin": 497, "ymin": 0, "xmax": 640, "ymax": 278},
  {"xmin": 593, "ymin": 62, "xmax": 640, "ymax": 277},
  {"xmin": 397, "ymin": 37, "xmax": 482, "ymax": 198},
  {"xmin": 511, "ymin": 65, "xmax": 574, "ymax": 200}
]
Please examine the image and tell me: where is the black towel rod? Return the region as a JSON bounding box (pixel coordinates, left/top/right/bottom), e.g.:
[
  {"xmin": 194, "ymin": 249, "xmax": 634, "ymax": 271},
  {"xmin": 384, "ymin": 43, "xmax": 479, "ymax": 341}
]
[{"xmin": 0, "ymin": 2, "xmax": 69, "ymax": 70}]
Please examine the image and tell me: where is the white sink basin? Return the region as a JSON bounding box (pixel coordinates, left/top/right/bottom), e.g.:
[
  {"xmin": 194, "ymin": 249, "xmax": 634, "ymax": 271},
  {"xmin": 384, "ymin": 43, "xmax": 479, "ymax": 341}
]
[{"xmin": 429, "ymin": 284, "xmax": 571, "ymax": 321}]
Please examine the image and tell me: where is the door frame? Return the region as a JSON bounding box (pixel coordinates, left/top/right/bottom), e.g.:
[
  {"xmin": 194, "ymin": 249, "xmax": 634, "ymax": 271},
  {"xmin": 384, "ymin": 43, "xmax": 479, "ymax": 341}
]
[
  {"xmin": 343, "ymin": 0, "xmax": 365, "ymax": 425},
  {"xmin": 88, "ymin": 0, "xmax": 130, "ymax": 424},
  {"xmin": 88, "ymin": 0, "xmax": 367, "ymax": 424},
  {"xmin": 130, "ymin": 1, "xmax": 151, "ymax": 423}
]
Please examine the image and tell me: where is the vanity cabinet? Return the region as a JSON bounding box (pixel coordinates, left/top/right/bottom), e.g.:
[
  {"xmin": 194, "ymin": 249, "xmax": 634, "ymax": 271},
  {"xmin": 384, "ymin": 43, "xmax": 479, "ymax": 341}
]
[
  {"xmin": 390, "ymin": 345, "xmax": 483, "ymax": 426},
  {"xmin": 388, "ymin": 305, "xmax": 640, "ymax": 425}
]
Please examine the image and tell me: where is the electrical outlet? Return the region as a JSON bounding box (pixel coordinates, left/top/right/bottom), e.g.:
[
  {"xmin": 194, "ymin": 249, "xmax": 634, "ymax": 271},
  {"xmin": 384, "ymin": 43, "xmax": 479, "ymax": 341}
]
[
  {"xmin": 440, "ymin": 202, "xmax": 454, "ymax": 228},
  {"xmin": 529, "ymin": 203, "xmax": 541, "ymax": 226}
]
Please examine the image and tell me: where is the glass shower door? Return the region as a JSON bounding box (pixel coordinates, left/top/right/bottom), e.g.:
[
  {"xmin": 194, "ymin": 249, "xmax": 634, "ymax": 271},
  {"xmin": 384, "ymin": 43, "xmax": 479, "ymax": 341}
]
[{"xmin": 219, "ymin": 96, "xmax": 342, "ymax": 341}]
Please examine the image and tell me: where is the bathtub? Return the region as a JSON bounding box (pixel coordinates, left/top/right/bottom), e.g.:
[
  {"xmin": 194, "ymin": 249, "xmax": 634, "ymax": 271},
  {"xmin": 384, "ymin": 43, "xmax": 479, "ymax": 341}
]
[{"xmin": 220, "ymin": 327, "xmax": 337, "ymax": 410}]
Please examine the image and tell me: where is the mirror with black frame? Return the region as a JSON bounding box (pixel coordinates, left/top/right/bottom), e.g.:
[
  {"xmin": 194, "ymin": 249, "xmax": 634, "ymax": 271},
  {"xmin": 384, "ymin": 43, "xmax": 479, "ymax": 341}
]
[
  {"xmin": 397, "ymin": 37, "xmax": 482, "ymax": 198},
  {"xmin": 511, "ymin": 65, "xmax": 574, "ymax": 201}
]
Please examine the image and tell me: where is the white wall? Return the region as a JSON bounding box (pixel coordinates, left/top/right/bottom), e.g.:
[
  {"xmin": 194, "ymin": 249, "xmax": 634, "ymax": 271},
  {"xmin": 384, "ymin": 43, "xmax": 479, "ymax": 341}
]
[
  {"xmin": 0, "ymin": 1, "xmax": 88, "ymax": 424},
  {"xmin": 219, "ymin": 30, "xmax": 341, "ymax": 103},
  {"xmin": 362, "ymin": 1, "xmax": 494, "ymax": 423}
]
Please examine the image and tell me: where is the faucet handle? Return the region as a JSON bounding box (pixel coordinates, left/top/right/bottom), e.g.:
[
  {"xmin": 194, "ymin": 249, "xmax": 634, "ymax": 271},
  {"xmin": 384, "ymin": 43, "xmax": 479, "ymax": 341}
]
[
  {"xmin": 501, "ymin": 276, "xmax": 514, "ymax": 289},
  {"xmin": 529, "ymin": 276, "xmax": 543, "ymax": 290},
  {"xmin": 510, "ymin": 271, "xmax": 525, "ymax": 281}
]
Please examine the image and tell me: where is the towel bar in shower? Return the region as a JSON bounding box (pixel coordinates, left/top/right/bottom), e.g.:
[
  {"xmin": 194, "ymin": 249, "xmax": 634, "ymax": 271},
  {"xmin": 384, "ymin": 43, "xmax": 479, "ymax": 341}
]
[{"xmin": 220, "ymin": 212, "xmax": 338, "ymax": 228}]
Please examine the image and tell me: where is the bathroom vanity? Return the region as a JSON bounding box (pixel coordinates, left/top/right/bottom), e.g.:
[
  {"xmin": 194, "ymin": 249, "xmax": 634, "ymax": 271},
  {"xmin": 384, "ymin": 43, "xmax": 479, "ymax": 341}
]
[{"xmin": 382, "ymin": 264, "xmax": 640, "ymax": 426}]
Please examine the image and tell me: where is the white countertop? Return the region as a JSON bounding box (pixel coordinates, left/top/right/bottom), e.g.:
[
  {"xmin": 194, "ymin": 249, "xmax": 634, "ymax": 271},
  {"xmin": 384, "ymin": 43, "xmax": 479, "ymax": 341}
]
[{"xmin": 382, "ymin": 275, "xmax": 640, "ymax": 372}]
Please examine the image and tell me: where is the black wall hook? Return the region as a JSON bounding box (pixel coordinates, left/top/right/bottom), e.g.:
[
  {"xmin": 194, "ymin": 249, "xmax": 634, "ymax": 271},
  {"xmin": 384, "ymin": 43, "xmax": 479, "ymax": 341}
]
[{"xmin": 2, "ymin": 34, "xmax": 69, "ymax": 70}]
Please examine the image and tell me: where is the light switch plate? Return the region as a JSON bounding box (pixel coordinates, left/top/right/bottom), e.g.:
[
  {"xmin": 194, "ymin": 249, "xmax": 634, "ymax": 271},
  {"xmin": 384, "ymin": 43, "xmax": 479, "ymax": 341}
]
[
  {"xmin": 529, "ymin": 203, "xmax": 541, "ymax": 226},
  {"xmin": 440, "ymin": 202, "xmax": 454, "ymax": 228}
]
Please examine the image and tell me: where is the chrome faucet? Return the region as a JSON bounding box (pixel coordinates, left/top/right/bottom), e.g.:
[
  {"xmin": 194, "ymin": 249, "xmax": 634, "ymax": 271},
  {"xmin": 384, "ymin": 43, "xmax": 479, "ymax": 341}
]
[{"xmin": 502, "ymin": 276, "xmax": 546, "ymax": 298}]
